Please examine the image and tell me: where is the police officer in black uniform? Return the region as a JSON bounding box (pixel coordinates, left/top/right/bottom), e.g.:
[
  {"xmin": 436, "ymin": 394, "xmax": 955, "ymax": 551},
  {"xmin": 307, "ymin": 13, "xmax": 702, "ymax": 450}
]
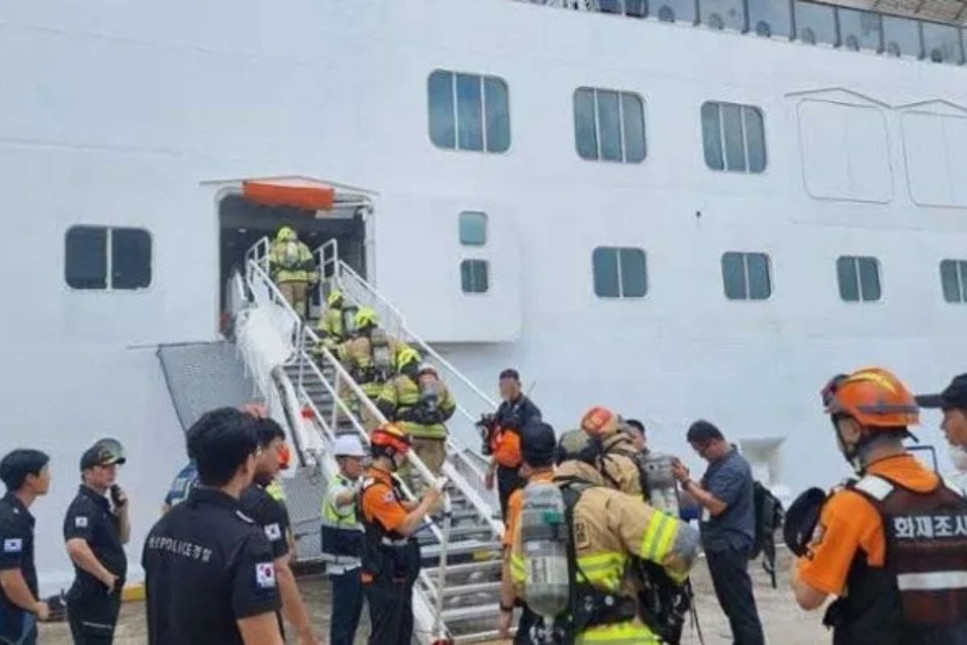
[
  {"xmin": 238, "ymin": 419, "xmax": 318, "ymax": 645},
  {"xmin": 63, "ymin": 439, "xmax": 130, "ymax": 644},
  {"xmin": 142, "ymin": 407, "xmax": 283, "ymax": 645},
  {"xmin": 0, "ymin": 450, "xmax": 51, "ymax": 645}
]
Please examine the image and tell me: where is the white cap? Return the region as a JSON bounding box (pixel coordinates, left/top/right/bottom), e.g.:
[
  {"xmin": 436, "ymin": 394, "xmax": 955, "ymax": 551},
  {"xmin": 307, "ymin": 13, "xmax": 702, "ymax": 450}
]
[
  {"xmin": 333, "ymin": 434, "xmax": 366, "ymax": 458},
  {"xmin": 418, "ymin": 362, "xmax": 438, "ymax": 375}
]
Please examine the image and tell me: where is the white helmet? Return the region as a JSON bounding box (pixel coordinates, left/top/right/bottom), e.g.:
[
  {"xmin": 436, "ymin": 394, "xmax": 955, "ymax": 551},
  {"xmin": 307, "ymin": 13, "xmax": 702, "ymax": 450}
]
[
  {"xmin": 418, "ymin": 362, "xmax": 438, "ymax": 376},
  {"xmin": 333, "ymin": 434, "xmax": 366, "ymax": 458}
]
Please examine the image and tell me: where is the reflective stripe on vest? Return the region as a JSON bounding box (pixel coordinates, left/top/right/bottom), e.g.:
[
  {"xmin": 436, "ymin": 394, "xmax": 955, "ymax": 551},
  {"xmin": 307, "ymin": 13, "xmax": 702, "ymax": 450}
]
[{"xmin": 897, "ymin": 570, "xmax": 967, "ymax": 591}]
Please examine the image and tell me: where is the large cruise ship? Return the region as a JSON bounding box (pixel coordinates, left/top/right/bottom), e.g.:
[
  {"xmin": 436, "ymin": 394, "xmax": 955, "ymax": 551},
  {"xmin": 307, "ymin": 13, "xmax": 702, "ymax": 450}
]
[{"xmin": 2, "ymin": 0, "xmax": 966, "ymax": 640}]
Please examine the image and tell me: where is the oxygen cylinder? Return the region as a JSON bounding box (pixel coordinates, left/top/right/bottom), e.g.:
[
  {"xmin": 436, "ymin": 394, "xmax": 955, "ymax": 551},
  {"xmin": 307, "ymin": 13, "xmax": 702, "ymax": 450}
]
[
  {"xmin": 342, "ymin": 305, "xmax": 359, "ymax": 337},
  {"xmin": 418, "ymin": 380, "xmax": 440, "ymax": 415},
  {"xmin": 283, "ymin": 241, "xmax": 300, "ymax": 267},
  {"xmin": 642, "ymin": 453, "xmax": 680, "ymax": 517},
  {"xmin": 370, "ymin": 328, "xmax": 392, "ymax": 380},
  {"xmin": 520, "ymin": 481, "xmax": 570, "ymax": 619}
]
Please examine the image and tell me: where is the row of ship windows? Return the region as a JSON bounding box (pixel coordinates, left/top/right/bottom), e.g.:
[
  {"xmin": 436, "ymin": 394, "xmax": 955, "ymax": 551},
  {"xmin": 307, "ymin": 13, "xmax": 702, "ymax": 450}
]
[
  {"xmin": 60, "ymin": 223, "xmax": 967, "ymax": 307},
  {"xmin": 521, "ymin": 0, "xmax": 967, "ymax": 65},
  {"xmin": 429, "ymin": 70, "xmax": 767, "ymax": 172},
  {"xmin": 589, "ymin": 248, "xmax": 967, "ymax": 303},
  {"xmin": 458, "ymin": 247, "xmax": 967, "ymax": 303},
  {"xmin": 457, "ymin": 213, "xmax": 967, "ymax": 302}
]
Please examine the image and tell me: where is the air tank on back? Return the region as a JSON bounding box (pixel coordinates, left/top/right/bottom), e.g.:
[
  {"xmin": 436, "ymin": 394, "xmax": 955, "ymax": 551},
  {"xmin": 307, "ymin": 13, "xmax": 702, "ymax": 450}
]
[{"xmin": 520, "ymin": 481, "xmax": 570, "ymax": 619}]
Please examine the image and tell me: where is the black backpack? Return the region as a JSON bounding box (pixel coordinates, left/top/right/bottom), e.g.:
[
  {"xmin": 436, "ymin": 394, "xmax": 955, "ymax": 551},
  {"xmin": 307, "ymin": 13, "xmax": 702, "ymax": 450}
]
[{"xmin": 750, "ymin": 481, "xmax": 784, "ymax": 588}]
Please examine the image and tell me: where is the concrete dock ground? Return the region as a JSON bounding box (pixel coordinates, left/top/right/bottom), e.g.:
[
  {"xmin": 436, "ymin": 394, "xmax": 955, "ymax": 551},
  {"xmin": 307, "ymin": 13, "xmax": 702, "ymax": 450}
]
[{"xmin": 40, "ymin": 551, "xmax": 828, "ymax": 644}]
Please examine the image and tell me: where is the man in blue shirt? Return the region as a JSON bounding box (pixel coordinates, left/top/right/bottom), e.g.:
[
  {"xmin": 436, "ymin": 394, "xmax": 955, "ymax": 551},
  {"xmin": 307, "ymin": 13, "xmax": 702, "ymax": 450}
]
[
  {"xmin": 672, "ymin": 420, "xmax": 764, "ymax": 645},
  {"xmin": 161, "ymin": 461, "xmax": 198, "ymax": 514}
]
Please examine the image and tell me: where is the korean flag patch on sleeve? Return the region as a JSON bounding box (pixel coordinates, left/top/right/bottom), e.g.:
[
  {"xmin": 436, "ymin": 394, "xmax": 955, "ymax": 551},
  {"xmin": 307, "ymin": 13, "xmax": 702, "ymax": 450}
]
[
  {"xmin": 264, "ymin": 523, "xmax": 282, "ymax": 541},
  {"xmin": 75, "ymin": 516, "xmax": 88, "ymax": 529},
  {"xmin": 255, "ymin": 562, "xmax": 276, "ymax": 589},
  {"xmin": 3, "ymin": 538, "xmax": 22, "ymax": 553}
]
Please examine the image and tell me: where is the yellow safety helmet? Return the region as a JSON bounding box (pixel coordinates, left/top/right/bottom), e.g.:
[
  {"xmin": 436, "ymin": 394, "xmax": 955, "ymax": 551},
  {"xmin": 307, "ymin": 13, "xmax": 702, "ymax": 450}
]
[
  {"xmin": 327, "ymin": 290, "xmax": 344, "ymax": 307},
  {"xmin": 397, "ymin": 347, "xmax": 421, "ymax": 370},
  {"xmin": 355, "ymin": 307, "xmax": 378, "ymax": 329},
  {"xmin": 276, "ymin": 226, "xmax": 296, "ymax": 242}
]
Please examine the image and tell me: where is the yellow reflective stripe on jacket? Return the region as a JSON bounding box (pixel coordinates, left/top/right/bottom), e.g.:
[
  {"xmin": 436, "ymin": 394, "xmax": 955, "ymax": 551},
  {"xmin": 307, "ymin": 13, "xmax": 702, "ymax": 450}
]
[
  {"xmin": 577, "ymin": 620, "xmax": 660, "ymax": 644},
  {"xmin": 510, "ymin": 553, "xmax": 526, "ymax": 586},
  {"xmin": 574, "ymin": 551, "xmax": 627, "ymax": 591},
  {"xmin": 640, "ymin": 510, "xmax": 677, "ymax": 563}
]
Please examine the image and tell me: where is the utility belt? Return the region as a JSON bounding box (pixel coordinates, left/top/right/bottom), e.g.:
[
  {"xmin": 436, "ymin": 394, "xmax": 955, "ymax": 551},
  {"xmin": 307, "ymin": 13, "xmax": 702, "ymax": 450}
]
[{"xmin": 549, "ymin": 585, "xmax": 638, "ymax": 643}]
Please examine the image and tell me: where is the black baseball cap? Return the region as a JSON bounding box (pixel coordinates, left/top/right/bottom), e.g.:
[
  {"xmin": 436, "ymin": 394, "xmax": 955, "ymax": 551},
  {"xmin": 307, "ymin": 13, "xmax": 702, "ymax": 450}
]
[{"xmin": 916, "ymin": 374, "xmax": 967, "ymax": 411}]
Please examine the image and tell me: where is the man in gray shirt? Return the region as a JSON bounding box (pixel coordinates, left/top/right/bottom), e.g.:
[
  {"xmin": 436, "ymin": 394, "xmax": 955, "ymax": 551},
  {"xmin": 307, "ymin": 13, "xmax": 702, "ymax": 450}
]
[{"xmin": 672, "ymin": 420, "xmax": 764, "ymax": 645}]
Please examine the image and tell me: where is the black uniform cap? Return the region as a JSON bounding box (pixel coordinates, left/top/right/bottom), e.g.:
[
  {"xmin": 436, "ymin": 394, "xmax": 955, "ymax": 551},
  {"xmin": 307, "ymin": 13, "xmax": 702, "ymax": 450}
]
[{"xmin": 916, "ymin": 374, "xmax": 967, "ymax": 411}]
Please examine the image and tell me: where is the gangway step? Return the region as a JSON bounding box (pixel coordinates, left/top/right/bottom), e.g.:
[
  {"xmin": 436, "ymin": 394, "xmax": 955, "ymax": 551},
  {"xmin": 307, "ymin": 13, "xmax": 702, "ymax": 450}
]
[
  {"xmin": 424, "ymin": 559, "xmax": 502, "ymax": 578},
  {"xmin": 417, "ymin": 524, "xmax": 496, "ymax": 543},
  {"xmin": 436, "ymin": 581, "xmax": 501, "ymax": 598},
  {"xmin": 441, "ymin": 604, "xmax": 502, "ymax": 623},
  {"xmin": 420, "ymin": 539, "xmax": 501, "ymax": 561},
  {"xmin": 454, "ymin": 629, "xmax": 517, "ymax": 644}
]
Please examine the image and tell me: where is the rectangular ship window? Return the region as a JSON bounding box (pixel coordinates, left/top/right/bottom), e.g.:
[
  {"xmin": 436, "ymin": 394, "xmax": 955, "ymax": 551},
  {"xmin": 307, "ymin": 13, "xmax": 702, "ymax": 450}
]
[
  {"xmin": 837, "ymin": 256, "xmax": 882, "ymax": 302},
  {"xmin": 428, "ymin": 70, "xmax": 510, "ymax": 153},
  {"xmin": 722, "ymin": 252, "xmax": 772, "ymax": 300},
  {"xmin": 701, "ymin": 102, "xmax": 766, "ymax": 173},
  {"xmin": 574, "ymin": 88, "xmax": 646, "ymax": 164},
  {"xmin": 65, "ymin": 226, "xmax": 152, "ymax": 291},
  {"xmin": 461, "ymin": 259, "xmax": 489, "ymax": 294},
  {"xmin": 593, "ymin": 247, "xmax": 648, "ymax": 298},
  {"xmin": 941, "ymin": 259, "xmax": 967, "ymax": 303},
  {"xmin": 459, "ymin": 212, "xmax": 488, "ymax": 246}
]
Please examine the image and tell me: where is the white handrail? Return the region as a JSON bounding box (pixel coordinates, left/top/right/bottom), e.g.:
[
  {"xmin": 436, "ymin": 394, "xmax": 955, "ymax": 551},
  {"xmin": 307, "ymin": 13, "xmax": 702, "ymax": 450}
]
[
  {"xmin": 321, "ymin": 254, "xmax": 499, "ymax": 488},
  {"xmin": 244, "ymin": 257, "xmax": 506, "ymax": 539}
]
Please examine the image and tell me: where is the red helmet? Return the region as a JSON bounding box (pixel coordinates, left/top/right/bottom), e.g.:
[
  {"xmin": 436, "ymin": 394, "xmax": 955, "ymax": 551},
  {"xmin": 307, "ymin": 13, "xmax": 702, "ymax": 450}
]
[
  {"xmin": 822, "ymin": 367, "xmax": 919, "ymax": 429},
  {"xmin": 370, "ymin": 423, "xmax": 411, "ymax": 457},
  {"xmin": 580, "ymin": 406, "xmax": 618, "ymax": 437}
]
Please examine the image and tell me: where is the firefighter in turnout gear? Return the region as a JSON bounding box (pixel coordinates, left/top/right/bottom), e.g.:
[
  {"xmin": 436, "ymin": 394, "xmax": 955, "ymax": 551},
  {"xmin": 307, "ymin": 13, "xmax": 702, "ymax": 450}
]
[
  {"xmin": 317, "ymin": 290, "xmax": 349, "ymax": 346},
  {"xmin": 357, "ymin": 423, "xmax": 445, "ymax": 645},
  {"xmin": 790, "ymin": 367, "xmax": 967, "ymax": 644},
  {"xmin": 508, "ymin": 429, "xmax": 701, "ymax": 644},
  {"xmin": 580, "ymin": 406, "xmax": 643, "ymax": 497},
  {"xmin": 341, "ymin": 308, "xmax": 410, "ymax": 431},
  {"xmin": 377, "ymin": 350, "xmax": 456, "ymax": 481},
  {"xmin": 498, "ymin": 422, "xmax": 557, "ymax": 643},
  {"xmin": 268, "ymin": 227, "xmax": 316, "ymax": 319},
  {"xmin": 562, "ymin": 428, "xmax": 696, "ymax": 644}
]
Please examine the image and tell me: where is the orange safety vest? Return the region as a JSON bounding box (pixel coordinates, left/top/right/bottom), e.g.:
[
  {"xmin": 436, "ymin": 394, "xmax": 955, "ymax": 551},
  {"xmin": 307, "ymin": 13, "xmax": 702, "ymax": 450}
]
[{"xmin": 491, "ymin": 427, "xmax": 522, "ymax": 469}]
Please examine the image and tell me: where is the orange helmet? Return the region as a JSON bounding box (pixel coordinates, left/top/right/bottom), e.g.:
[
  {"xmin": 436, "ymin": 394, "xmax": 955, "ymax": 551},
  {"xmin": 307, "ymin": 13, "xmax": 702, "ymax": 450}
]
[
  {"xmin": 821, "ymin": 367, "xmax": 919, "ymax": 429},
  {"xmin": 580, "ymin": 406, "xmax": 619, "ymax": 437},
  {"xmin": 370, "ymin": 423, "xmax": 411, "ymax": 457}
]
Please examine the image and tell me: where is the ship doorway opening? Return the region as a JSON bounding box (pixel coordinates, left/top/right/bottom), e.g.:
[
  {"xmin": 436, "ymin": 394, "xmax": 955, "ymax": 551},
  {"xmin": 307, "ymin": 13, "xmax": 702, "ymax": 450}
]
[{"xmin": 218, "ymin": 192, "xmax": 367, "ymax": 321}]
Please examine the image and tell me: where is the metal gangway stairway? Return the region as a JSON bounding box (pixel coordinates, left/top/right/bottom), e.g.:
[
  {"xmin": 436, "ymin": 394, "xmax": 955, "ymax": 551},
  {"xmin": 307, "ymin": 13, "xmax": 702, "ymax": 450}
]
[{"xmin": 233, "ymin": 237, "xmax": 510, "ymax": 644}]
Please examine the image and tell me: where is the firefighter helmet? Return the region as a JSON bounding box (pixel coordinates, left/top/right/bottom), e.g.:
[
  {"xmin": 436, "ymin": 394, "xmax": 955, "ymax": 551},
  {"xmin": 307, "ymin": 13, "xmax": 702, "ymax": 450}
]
[
  {"xmin": 821, "ymin": 367, "xmax": 919, "ymax": 429},
  {"xmin": 370, "ymin": 423, "xmax": 411, "ymax": 459}
]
